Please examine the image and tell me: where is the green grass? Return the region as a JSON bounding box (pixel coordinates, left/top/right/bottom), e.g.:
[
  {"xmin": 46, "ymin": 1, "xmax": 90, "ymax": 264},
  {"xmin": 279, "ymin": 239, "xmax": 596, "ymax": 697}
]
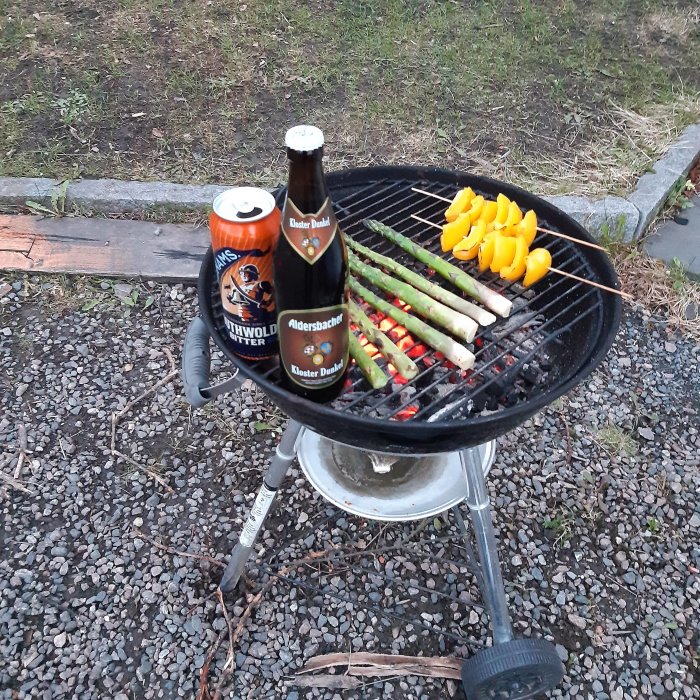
[
  {"xmin": 0, "ymin": 1, "xmax": 698, "ymax": 193},
  {"xmin": 596, "ymin": 423, "xmax": 637, "ymax": 456}
]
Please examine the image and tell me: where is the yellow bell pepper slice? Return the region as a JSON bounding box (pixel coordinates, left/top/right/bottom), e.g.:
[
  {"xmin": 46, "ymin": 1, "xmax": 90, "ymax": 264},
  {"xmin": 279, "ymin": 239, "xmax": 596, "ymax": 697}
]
[
  {"xmin": 490, "ymin": 235, "xmax": 517, "ymax": 273},
  {"xmin": 504, "ymin": 201, "xmax": 523, "ymax": 227},
  {"xmin": 465, "ymin": 195, "xmax": 485, "ymax": 220},
  {"xmin": 500, "ymin": 236, "xmax": 529, "ymax": 281},
  {"xmin": 453, "ymin": 220, "xmax": 487, "ymax": 260},
  {"xmin": 479, "ymin": 200, "xmax": 498, "ymax": 224},
  {"xmin": 523, "ymin": 248, "xmax": 552, "ymax": 287},
  {"xmin": 440, "ymin": 212, "xmax": 471, "ymax": 251},
  {"xmin": 453, "ymin": 242, "xmax": 479, "ymax": 261},
  {"xmin": 518, "ymin": 210, "xmax": 537, "ymax": 246},
  {"xmin": 461, "ymin": 219, "xmax": 488, "ymax": 249},
  {"xmin": 496, "ymin": 224, "xmax": 519, "ymax": 237},
  {"xmin": 445, "ymin": 187, "xmax": 475, "ymax": 222},
  {"xmin": 478, "ymin": 234, "xmax": 497, "ymax": 272},
  {"xmin": 495, "ymin": 193, "xmax": 510, "ymax": 225}
]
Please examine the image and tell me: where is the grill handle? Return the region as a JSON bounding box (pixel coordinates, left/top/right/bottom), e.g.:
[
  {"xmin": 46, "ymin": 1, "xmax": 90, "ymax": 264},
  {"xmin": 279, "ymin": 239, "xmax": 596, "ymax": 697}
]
[{"xmin": 182, "ymin": 317, "xmax": 242, "ymax": 406}]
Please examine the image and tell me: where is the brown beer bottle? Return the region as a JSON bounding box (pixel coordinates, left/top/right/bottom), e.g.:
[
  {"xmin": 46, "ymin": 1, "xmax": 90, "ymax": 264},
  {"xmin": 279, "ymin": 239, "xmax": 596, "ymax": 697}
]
[{"xmin": 273, "ymin": 125, "xmax": 349, "ymax": 402}]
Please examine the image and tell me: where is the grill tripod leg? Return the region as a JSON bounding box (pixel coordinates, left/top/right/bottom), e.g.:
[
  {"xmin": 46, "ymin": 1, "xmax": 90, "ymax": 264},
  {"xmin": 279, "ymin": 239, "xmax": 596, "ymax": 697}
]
[
  {"xmin": 219, "ymin": 420, "xmax": 303, "ymax": 593},
  {"xmin": 462, "ymin": 448, "xmax": 513, "ymax": 645}
]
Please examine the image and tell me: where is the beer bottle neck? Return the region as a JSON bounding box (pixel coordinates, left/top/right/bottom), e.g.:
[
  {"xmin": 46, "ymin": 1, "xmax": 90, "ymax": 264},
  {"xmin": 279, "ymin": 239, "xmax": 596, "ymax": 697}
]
[{"xmin": 286, "ymin": 150, "xmax": 328, "ymax": 214}]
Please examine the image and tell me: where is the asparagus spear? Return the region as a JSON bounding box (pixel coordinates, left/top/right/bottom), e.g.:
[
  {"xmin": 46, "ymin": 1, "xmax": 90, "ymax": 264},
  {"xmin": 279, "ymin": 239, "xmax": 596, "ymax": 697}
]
[
  {"xmin": 349, "ymin": 278, "xmax": 475, "ymax": 370},
  {"xmin": 348, "ymin": 332, "xmax": 389, "ymax": 389},
  {"xmin": 363, "ymin": 219, "xmax": 512, "ymax": 318},
  {"xmin": 348, "ymin": 251, "xmax": 478, "ymax": 342},
  {"xmin": 348, "ymin": 300, "xmax": 419, "ymax": 379},
  {"xmin": 346, "ymin": 236, "xmax": 497, "ymax": 326}
]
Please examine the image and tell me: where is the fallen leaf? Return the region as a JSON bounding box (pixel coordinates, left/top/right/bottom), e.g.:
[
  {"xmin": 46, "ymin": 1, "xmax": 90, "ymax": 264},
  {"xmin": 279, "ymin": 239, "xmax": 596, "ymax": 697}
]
[{"xmin": 151, "ymin": 128, "xmax": 164, "ymax": 138}]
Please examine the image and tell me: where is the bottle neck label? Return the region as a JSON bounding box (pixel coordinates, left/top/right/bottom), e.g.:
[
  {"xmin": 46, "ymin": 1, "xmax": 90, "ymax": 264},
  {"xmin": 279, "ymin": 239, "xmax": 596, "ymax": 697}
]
[
  {"xmin": 278, "ymin": 304, "xmax": 349, "ymax": 389},
  {"xmin": 281, "ymin": 196, "xmax": 337, "ymax": 264}
]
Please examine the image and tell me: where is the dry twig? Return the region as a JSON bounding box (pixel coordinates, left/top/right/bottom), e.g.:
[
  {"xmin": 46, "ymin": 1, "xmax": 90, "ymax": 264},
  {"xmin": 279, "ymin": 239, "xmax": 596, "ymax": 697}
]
[
  {"xmin": 110, "ymin": 348, "xmax": 178, "ymax": 492},
  {"xmin": 558, "ymin": 409, "xmax": 572, "ymax": 467},
  {"xmin": 296, "ymin": 651, "xmax": 463, "ymax": 681},
  {"xmin": 0, "ymin": 470, "xmax": 34, "ymax": 494},
  {"xmin": 292, "ymin": 675, "xmax": 362, "ymax": 689},
  {"xmin": 13, "ymin": 423, "xmax": 28, "ymax": 480},
  {"xmin": 201, "ymin": 551, "xmax": 329, "ymax": 700},
  {"xmin": 132, "ymin": 528, "xmax": 223, "ymax": 568}
]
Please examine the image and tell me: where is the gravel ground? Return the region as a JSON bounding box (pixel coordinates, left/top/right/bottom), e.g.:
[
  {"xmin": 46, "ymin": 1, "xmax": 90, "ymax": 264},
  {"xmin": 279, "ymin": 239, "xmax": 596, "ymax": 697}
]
[{"xmin": 0, "ymin": 275, "xmax": 698, "ymax": 700}]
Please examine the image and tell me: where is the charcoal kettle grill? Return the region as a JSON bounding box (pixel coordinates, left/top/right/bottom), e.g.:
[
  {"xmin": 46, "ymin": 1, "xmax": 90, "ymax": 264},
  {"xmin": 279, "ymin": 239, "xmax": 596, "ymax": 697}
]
[{"xmin": 182, "ymin": 166, "xmax": 621, "ymax": 699}]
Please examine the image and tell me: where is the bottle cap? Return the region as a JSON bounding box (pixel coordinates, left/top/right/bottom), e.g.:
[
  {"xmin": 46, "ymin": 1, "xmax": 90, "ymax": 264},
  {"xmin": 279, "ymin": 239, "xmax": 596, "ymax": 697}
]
[{"xmin": 285, "ymin": 125, "xmax": 324, "ymax": 152}]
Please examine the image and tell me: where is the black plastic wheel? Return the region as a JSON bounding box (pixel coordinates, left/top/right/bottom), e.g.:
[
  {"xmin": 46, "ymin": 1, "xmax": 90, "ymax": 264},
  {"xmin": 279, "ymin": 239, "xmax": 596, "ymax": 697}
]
[{"xmin": 461, "ymin": 638, "xmax": 564, "ymax": 700}]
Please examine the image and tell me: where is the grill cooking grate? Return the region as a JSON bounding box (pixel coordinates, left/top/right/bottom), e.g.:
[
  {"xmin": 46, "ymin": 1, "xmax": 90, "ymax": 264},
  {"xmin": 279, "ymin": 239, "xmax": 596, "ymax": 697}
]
[{"xmin": 208, "ymin": 176, "xmax": 604, "ymax": 424}]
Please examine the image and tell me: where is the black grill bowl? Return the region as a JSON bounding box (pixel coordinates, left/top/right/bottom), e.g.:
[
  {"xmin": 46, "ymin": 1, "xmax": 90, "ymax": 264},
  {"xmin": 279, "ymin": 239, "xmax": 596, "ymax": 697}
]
[{"xmin": 198, "ymin": 166, "xmax": 621, "ymax": 454}]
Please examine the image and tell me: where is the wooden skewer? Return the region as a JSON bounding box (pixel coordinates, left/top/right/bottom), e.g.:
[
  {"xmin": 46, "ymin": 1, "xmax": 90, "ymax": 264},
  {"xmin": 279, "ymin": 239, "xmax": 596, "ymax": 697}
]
[
  {"xmin": 410, "ymin": 214, "xmax": 631, "ymax": 299},
  {"xmin": 411, "ymin": 187, "xmax": 607, "ymax": 252},
  {"xmin": 548, "ymin": 267, "xmax": 632, "ymax": 299}
]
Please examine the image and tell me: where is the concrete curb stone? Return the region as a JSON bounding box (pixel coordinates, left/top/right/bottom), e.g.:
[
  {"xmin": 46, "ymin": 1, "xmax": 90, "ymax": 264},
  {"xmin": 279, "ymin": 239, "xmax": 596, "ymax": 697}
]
[
  {"xmin": 627, "ymin": 122, "xmax": 700, "ymax": 238},
  {"xmin": 0, "ymin": 176, "xmax": 637, "ymax": 240},
  {"xmin": 544, "ymin": 195, "xmax": 640, "ymax": 242},
  {"xmin": 0, "ymin": 177, "xmax": 231, "ymax": 214},
  {"xmin": 0, "ymin": 121, "xmax": 698, "ymax": 242}
]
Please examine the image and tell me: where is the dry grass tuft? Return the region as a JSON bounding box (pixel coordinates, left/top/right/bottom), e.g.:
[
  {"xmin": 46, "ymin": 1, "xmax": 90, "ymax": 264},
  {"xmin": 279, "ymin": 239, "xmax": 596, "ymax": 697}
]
[
  {"xmin": 614, "ymin": 249, "xmax": 700, "ymax": 339},
  {"xmin": 643, "ymin": 8, "xmax": 699, "ymax": 42}
]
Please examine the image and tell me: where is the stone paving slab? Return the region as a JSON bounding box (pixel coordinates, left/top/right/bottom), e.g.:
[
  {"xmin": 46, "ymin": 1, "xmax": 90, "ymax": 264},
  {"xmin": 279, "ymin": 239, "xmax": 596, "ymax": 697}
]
[
  {"xmin": 0, "ymin": 176, "xmax": 231, "ymax": 214},
  {"xmin": 543, "ymin": 195, "xmax": 639, "ymax": 242},
  {"xmin": 644, "ymin": 195, "xmax": 700, "ymax": 279},
  {"xmin": 0, "ymin": 214, "xmax": 208, "ymax": 280},
  {"xmin": 628, "ymin": 122, "xmax": 700, "ymax": 238}
]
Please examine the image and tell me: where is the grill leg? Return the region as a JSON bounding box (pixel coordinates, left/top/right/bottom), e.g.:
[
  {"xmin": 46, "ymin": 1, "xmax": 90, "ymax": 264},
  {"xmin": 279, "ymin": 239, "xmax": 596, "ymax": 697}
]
[
  {"xmin": 462, "ymin": 448, "xmax": 513, "ymax": 645},
  {"xmin": 219, "ymin": 420, "xmax": 303, "ymax": 593}
]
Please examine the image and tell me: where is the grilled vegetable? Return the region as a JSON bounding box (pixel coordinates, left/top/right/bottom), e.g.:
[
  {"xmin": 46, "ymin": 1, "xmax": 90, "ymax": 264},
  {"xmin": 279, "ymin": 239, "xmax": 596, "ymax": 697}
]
[
  {"xmin": 345, "ymin": 236, "xmax": 497, "ymax": 326},
  {"xmin": 480, "ymin": 200, "xmax": 499, "ymax": 224},
  {"xmin": 465, "ymin": 195, "xmax": 485, "ymax": 220},
  {"xmin": 364, "ymin": 219, "xmax": 512, "ymax": 318},
  {"xmin": 523, "ymin": 248, "xmax": 552, "ymax": 287},
  {"xmin": 348, "ymin": 251, "xmax": 478, "ymax": 342},
  {"xmin": 495, "ymin": 193, "xmax": 510, "ymax": 225},
  {"xmin": 490, "ymin": 235, "xmax": 517, "ymax": 273},
  {"xmin": 452, "ymin": 219, "xmax": 487, "ymax": 261},
  {"xmin": 350, "ymin": 278, "xmax": 476, "ymax": 370},
  {"xmin": 518, "ymin": 210, "xmax": 538, "ymax": 246},
  {"xmin": 445, "ymin": 187, "xmax": 475, "ymax": 222},
  {"xmin": 349, "ymin": 332, "xmax": 388, "ymax": 389},
  {"xmin": 349, "ymin": 300, "xmax": 419, "ymax": 379},
  {"xmin": 478, "ymin": 233, "xmax": 497, "ymax": 272},
  {"xmin": 502, "ymin": 201, "xmax": 523, "ymax": 228},
  {"xmin": 500, "ymin": 236, "xmax": 529, "ymax": 281},
  {"xmin": 441, "ymin": 212, "xmax": 471, "ymax": 252}
]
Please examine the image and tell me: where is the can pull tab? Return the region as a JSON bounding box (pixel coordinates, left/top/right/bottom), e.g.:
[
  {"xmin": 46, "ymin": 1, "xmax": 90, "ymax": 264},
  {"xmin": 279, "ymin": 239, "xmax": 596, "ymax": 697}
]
[{"xmin": 232, "ymin": 193, "xmax": 263, "ymax": 220}]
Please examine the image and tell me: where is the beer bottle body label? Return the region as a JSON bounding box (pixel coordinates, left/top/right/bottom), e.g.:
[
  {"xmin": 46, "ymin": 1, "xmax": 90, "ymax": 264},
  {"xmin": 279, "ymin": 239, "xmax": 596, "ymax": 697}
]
[
  {"xmin": 281, "ymin": 197, "xmax": 337, "ymax": 264},
  {"xmin": 277, "ymin": 305, "xmax": 349, "ymax": 389}
]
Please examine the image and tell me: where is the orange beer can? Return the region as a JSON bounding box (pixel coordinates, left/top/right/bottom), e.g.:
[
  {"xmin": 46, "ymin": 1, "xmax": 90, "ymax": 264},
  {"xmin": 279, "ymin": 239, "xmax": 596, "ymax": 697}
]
[{"xmin": 209, "ymin": 188, "xmax": 281, "ymax": 360}]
